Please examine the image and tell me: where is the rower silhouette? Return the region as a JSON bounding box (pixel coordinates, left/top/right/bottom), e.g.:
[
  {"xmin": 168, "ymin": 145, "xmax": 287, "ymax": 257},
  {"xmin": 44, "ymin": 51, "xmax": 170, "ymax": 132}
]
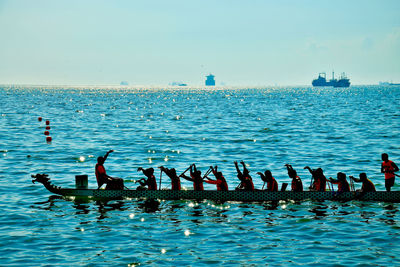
[
  {"xmin": 257, "ymin": 170, "xmax": 278, "ymax": 191},
  {"xmin": 285, "ymin": 164, "xmax": 303, "ymax": 192},
  {"xmin": 381, "ymin": 153, "xmax": 399, "ymax": 191},
  {"xmin": 137, "ymin": 167, "xmax": 157, "ymax": 190},
  {"xmin": 234, "ymin": 161, "xmax": 254, "ymax": 191},
  {"xmin": 95, "ymin": 150, "xmax": 124, "ymax": 189},
  {"xmin": 159, "ymin": 166, "xmax": 181, "ymax": 190},
  {"xmin": 180, "ymin": 164, "xmax": 204, "ymax": 191}
]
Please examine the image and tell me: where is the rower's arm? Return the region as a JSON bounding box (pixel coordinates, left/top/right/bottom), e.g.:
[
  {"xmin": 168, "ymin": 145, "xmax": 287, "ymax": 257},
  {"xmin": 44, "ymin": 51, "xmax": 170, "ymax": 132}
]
[
  {"xmin": 103, "ymin": 150, "xmax": 113, "ymax": 161},
  {"xmin": 349, "ymin": 176, "xmax": 361, "ymax": 183},
  {"xmin": 285, "ymin": 164, "xmax": 293, "ymax": 172},
  {"xmin": 304, "ymin": 166, "xmax": 313, "ymax": 174},
  {"xmin": 257, "ymin": 172, "xmax": 265, "ymax": 180},
  {"xmin": 189, "ymin": 165, "xmax": 194, "ymax": 177},
  {"xmin": 329, "ymin": 178, "xmax": 339, "ymax": 184},
  {"xmin": 393, "ymin": 162, "xmax": 399, "ymax": 172},
  {"xmin": 234, "ymin": 162, "xmax": 242, "ymax": 176},
  {"xmin": 137, "ymin": 178, "xmax": 147, "ymax": 186},
  {"xmin": 205, "ymin": 179, "xmax": 218, "ymax": 184},
  {"xmin": 180, "ymin": 174, "xmax": 193, "ymax": 182},
  {"xmin": 241, "ymin": 161, "xmax": 248, "ymax": 172}
]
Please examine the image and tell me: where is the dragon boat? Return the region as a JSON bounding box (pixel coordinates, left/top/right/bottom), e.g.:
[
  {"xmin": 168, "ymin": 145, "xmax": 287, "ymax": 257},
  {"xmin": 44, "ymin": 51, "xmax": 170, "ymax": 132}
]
[{"xmin": 32, "ymin": 174, "xmax": 400, "ymax": 202}]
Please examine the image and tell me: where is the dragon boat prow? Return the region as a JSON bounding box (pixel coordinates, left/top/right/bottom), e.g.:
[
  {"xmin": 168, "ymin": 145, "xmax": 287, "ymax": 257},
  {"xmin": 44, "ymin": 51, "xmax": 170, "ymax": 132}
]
[{"xmin": 31, "ymin": 173, "xmax": 400, "ymax": 202}]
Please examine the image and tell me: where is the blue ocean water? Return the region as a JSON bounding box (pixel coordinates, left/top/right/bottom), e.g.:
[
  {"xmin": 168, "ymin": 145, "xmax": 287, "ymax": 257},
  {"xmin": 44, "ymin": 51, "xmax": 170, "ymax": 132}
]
[{"xmin": 1, "ymin": 85, "xmax": 400, "ymax": 266}]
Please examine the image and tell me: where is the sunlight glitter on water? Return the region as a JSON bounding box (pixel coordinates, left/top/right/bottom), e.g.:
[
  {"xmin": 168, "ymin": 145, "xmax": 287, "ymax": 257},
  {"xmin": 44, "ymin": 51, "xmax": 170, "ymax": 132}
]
[{"xmin": 3, "ymin": 86, "xmax": 400, "ymax": 266}]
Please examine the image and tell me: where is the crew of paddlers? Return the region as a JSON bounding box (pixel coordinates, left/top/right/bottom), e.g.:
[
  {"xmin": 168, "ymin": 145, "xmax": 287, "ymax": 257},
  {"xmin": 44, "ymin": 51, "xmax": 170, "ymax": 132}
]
[{"xmin": 95, "ymin": 151, "xmax": 399, "ymax": 192}]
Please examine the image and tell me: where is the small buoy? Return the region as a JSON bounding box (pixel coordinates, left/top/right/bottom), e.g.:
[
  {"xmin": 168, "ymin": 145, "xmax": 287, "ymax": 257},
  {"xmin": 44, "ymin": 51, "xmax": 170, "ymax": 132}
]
[
  {"xmin": 45, "ymin": 126, "xmax": 50, "ymax": 130},
  {"xmin": 38, "ymin": 117, "xmax": 42, "ymax": 122},
  {"xmin": 44, "ymin": 131, "xmax": 50, "ymax": 135},
  {"xmin": 45, "ymin": 120, "xmax": 50, "ymax": 125},
  {"xmin": 46, "ymin": 136, "xmax": 52, "ymax": 142}
]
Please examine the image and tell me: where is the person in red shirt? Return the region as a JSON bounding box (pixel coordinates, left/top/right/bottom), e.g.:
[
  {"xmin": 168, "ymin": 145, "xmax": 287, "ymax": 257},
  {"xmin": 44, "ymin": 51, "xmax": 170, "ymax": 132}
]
[
  {"xmin": 234, "ymin": 161, "xmax": 254, "ymax": 191},
  {"xmin": 329, "ymin": 172, "xmax": 350, "ymax": 192},
  {"xmin": 349, "ymin": 173, "xmax": 376, "ymax": 192},
  {"xmin": 95, "ymin": 150, "xmax": 124, "ymax": 189},
  {"xmin": 381, "ymin": 153, "xmax": 399, "ymax": 191},
  {"xmin": 257, "ymin": 170, "xmax": 278, "ymax": 191},
  {"xmin": 180, "ymin": 164, "xmax": 204, "ymax": 191},
  {"xmin": 137, "ymin": 167, "xmax": 157, "ymax": 190},
  {"xmin": 159, "ymin": 166, "xmax": 181, "ymax": 190},
  {"xmin": 205, "ymin": 165, "xmax": 229, "ymax": 191},
  {"xmin": 304, "ymin": 166, "xmax": 327, "ymax": 192},
  {"xmin": 285, "ymin": 164, "xmax": 303, "ymax": 192}
]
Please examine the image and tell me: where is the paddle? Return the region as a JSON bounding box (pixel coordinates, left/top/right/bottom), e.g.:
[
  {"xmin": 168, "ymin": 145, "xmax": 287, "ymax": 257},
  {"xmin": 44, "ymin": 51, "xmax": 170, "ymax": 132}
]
[
  {"xmin": 327, "ymin": 181, "xmax": 331, "ymax": 191},
  {"xmin": 309, "ymin": 177, "xmax": 314, "ymax": 190},
  {"xmin": 329, "ymin": 181, "xmax": 335, "ymax": 192},
  {"xmin": 159, "ymin": 171, "xmax": 162, "ymax": 190},
  {"xmin": 350, "ymin": 177, "xmax": 355, "ymax": 192},
  {"xmin": 262, "ymin": 182, "xmax": 266, "ymax": 190},
  {"xmin": 202, "ymin": 167, "xmax": 212, "ymax": 179},
  {"xmin": 179, "ymin": 165, "xmax": 192, "ymax": 177}
]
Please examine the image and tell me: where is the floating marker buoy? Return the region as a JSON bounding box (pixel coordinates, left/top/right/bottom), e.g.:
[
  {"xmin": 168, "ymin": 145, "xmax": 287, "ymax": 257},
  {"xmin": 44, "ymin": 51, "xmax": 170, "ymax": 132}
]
[
  {"xmin": 45, "ymin": 126, "xmax": 50, "ymax": 130},
  {"xmin": 46, "ymin": 120, "xmax": 50, "ymax": 125},
  {"xmin": 44, "ymin": 131, "xmax": 50, "ymax": 135},
  {"xmin": 38, "ymin": 117, "xmax": 42, "ymax": 122},
  {"xmin": 46, "ymin": 136, "xmax": 52, "ymax": 142}
]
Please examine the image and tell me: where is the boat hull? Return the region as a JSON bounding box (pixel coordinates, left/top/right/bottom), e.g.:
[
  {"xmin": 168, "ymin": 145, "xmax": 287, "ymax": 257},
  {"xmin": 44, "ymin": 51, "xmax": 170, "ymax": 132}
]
[
  {"xmin": 32, "ymin": 174, "xmax": 400, "ymax": 202},
  {"xmin": 57, "ymin": 189, "xmax": 400, "ymax": 202}
]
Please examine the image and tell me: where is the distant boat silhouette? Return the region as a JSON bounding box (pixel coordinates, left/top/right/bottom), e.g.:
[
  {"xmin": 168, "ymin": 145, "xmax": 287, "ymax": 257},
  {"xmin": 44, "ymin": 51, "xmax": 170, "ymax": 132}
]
[
  {"xmin": 312, "ymin": 72, "xmax": 350, "ymax": 88},
  {"xmin": 205, "ymin": 74, "xmax": 215, "ymax": 86},
  {"xmin": 379, "ymin": 81, "xmax": 400, "ymax": 86}
]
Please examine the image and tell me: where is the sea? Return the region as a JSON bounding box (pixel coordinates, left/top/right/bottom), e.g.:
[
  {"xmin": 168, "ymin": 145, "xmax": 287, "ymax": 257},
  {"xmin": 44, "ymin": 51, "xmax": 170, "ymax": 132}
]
[{"xmin": 1, "ymin": 85, "xmax": 399, "ymax": 266}]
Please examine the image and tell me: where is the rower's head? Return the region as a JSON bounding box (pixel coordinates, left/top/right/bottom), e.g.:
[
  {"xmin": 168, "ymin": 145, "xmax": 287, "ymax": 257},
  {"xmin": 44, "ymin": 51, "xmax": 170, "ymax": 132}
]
[
  {"xmin": 97, "ymin": 156, "xmax": 104, "ymax": 164},
  {"xmin": 288, "ymin": 169, "xmax": 297, "ymax": 178},
  {"xmin": 264, "ymin": 170, "xmax": 272, "ymax": 179},
  {"xmin": 217, "ymin": 172, "xmax": 223, "ymax": 179},
  {"xmin": 148, "ymin": 168, "xmax": 154, "ymax": 175},
  {"xmin": 359, "ymin": 173, "xmax": 367, "ymax": 181},
  {"xmin": 382, "ymin": 153, "xmax": 389, "ymax": 162},
  {"xmin": 337, "ymin": 172, "xmax": 346, "ymax": 181},
  {"xmin": 316, "ymin": 168, "xmax": 323, "ymax": 176},
  {"xmin": 170, "ymin": 168, "xmax": 177, "ymax": 176}
]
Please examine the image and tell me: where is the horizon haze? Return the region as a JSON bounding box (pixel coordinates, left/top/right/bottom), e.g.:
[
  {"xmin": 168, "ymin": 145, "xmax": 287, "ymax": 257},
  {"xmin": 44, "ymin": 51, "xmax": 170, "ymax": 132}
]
[{"xmin": 0, "ymin": 0, "xmax": 399, "ymax": 86}]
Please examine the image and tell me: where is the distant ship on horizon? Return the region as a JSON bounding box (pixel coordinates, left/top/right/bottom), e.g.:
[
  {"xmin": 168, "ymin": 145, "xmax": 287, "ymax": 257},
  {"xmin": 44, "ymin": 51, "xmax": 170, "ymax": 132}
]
[
  {"xmin": 170, "ymin": 81, "xmax": 187, "ymax": 86},
  {"xmin": 205, "ymin": 74, "xmax": 215, "ymax": 86},
  {"xmin": 379, "ymin": 81, "xmax": 400, "ymax": 86},
  {"xmin": 312, "ymin": 72, "xmax": 350, "ymax": 88}
]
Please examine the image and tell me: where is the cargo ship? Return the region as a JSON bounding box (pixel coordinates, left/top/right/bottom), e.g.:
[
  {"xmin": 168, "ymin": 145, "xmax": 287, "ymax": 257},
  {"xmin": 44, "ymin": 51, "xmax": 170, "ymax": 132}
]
[{"xmin": 312, "ymin": 72, "xmax": 350, "ymax": 88}]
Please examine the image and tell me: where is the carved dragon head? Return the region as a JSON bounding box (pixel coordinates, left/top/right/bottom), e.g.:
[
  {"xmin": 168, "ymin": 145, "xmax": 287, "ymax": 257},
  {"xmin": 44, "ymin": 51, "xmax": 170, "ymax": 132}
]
[{"xmin": 31, "ymin": 173, "xmax": 50, "ymax": 184}]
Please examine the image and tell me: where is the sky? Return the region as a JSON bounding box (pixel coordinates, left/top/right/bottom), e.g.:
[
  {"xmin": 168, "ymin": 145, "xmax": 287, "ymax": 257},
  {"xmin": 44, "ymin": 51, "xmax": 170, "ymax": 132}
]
[{"xmin": 0, "ymin": 0, "xmax": 399, "ymax": 86}]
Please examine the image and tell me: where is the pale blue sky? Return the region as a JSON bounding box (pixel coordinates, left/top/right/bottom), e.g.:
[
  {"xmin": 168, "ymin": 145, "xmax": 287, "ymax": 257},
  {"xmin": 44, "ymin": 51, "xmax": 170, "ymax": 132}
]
[{"xmin": 0, "ymin": 0, "xmax": 399, "ymax": 86}]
